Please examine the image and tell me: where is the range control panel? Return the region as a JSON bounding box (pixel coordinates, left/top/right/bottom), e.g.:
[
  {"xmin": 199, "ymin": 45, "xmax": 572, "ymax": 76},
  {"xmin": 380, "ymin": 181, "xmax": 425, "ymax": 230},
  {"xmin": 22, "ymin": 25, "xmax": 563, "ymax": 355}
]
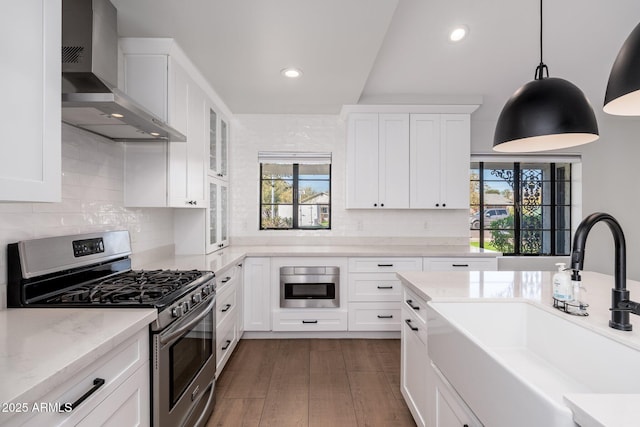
[{"xmin": 72, "ymin": 238, "xmax": 105, "ymax": 257}]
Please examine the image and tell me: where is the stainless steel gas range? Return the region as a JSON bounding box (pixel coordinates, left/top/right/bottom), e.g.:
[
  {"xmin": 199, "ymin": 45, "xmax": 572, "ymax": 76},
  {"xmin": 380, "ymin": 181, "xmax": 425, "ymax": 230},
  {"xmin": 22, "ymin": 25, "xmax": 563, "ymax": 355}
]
[{"xmin": 7, "ymin": 230, "xmax": 216, "ymax": 427}]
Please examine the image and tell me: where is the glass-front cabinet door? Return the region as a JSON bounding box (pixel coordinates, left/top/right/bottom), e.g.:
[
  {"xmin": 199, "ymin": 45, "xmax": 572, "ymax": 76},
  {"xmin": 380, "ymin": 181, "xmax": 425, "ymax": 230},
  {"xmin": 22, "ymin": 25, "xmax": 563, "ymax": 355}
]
[
  {"xmin": 207, "ymin": 102, "xmax": 229, "ymax": 181},
  {"xmin": 206, "ymin": 177, "xmax": 229, "ymax": 253}
]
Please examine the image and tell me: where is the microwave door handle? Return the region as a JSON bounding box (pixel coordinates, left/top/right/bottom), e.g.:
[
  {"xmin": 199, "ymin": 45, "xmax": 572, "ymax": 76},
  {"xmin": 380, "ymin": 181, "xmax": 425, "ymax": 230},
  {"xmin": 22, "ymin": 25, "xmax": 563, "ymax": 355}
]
[{"xmin": 159, "ymin": 297, "xmax": 216, "ymax": 345}]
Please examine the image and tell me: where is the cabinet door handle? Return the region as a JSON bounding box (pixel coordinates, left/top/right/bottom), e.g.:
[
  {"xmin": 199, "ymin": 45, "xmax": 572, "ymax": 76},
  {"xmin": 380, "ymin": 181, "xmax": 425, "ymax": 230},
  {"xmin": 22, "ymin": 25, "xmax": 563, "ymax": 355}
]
[
  {"xmin": 221, "ymin": 304, "xmax": 232, "ymax": 312},
  {"xmin": 406, "ymin": 299, "xmax": 420, "ymax": 310},
  {"xmin": 221, "ymin": 276, "xmax": 231, "ymax": 283},
  {"xmin": 452, "ymin": 264, "xmax": 469, "ymax": 267},
  {"xmin": 221, "ymin": 340, "xmax": 232, "ymax": 350},
  {"xmin": 435, "ymin": 203, "xmax": 440, "ymax": 207},
  {"xmin": 380, "ymin": 203, "xmax": 384, "ymax": 207},
  {"xmin": 377, "ymin": 285, "xmax": 393, "ymax": 289},
  {"xmin": 302, "ymin": 320, "xmax": 318, "ymax": 324},
  {"xmin": 442, "ymin": 203, "xmax": 446, "ymax": 207},
  {"xmin": 377, "ymin": 315, "xmax": 393, "ymax": 319},
  {"xmin": 65, "ymin": 378, "xmax": 106, "ymax": 411},
  {"xmin": 405, "ymin": 319, "xmax": 419, "ymax": 331},
  {"xmin": 374, "ymin": 203, "xmax": 378, "ymax": 207},
  {"xmin": 377, "ymin": 263, "xmax": 394, "ymax": 267}
]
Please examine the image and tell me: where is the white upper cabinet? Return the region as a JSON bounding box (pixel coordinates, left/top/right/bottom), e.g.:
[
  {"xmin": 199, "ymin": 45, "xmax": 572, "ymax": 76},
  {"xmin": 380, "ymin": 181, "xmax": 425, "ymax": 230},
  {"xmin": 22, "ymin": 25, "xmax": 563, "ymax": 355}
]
[
  {"xmin": 208, "ymin": 103, "xmax": 229, "ymax": 181},
  {"xmin": 345, "ymin": 105, "xmax": 477, "ymax": 210},
  {"xmin": 410, "ymin": 114, "xmax": 470, "ymax": 209},
  {"xmin": 346, "ymin": 113, "xmax": 409, "ymax": 208},
  {"xmin": 121, "ymin": 39, "xmax": 206, "ymax": 208},
  {"xmin": 0, "ymin": 0, "xmax": 61, "ymax": 202}
]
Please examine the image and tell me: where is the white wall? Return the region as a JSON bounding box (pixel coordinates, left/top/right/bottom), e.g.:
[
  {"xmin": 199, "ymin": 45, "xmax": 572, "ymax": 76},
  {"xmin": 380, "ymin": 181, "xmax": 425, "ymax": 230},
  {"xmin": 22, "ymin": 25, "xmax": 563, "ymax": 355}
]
[
  {"xmin": 0, "ymin": 124, "xmax": 175, "ymax": 309},
  {"xmin": 230, "ymin": 114, "xmax": 469, "ymax": 245}
]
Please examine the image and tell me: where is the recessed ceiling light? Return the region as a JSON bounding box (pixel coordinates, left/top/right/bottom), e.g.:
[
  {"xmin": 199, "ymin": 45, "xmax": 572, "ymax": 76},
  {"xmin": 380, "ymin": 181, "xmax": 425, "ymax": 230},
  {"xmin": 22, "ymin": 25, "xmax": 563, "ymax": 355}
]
[
  {"xmin": 110, "ymin": 113, "xmax": 124, "ymax": 118},
  {"xmin": 281, "ymin": 68, "xmax": 303, "ymax": 78},
  {"xmin": 449, "ymin": 25, "xmax": 469, "ymax": 42},
  {"xmin": 150, "ymin": 132, "xmax": 160, "ymax": 137}
]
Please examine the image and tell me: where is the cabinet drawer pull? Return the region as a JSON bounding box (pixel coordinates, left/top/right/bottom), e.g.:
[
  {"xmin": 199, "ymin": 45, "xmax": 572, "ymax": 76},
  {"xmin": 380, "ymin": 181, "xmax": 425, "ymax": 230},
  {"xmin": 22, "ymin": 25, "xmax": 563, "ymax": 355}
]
[
  {"xmin": 221, "ymin": 340, "xmax": 232, "ymax": 350},
  {"xmin": 377, "ymin": 285, "xmax": 393, "ymax": 289},
  {"xmin": 377, "ymin": 263, "xmax": 394, "ymax": 267},
  {"xmin": 65, "ymin": 378, "xmax": 106, "ymax": 411},
  {"xmin": 302, "ymin": 320, "xmax": 318, "ymax": 324},
  {"xmin": 221, "ymin": 276, "xmax": 231, "ymax": 283},
  {"xmin": 221, "ymin": 304, "xmax": 232, "ymax": 312},
  {"xmin": 452, "ymin": 264, "xmax": 469, "ymax": 267},
  {"xmin": 377, "ymin": 315, "xmax": 393, "ymax": 319},
  {"xmin": 405, "ymin": 319, "xmax": 419, "ymax": 331},
  {"xmin": 406, "ymin": 299, "xmax": 420, "ymax": 310}
]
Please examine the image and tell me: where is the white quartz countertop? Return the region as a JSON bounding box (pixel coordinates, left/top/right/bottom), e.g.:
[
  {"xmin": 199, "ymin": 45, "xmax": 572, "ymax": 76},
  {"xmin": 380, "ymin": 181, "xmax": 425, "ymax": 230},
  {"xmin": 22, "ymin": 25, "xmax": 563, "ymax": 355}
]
[
  {"xmin": 135, "ymin": 244, "xmax": 499, "ymax": 272},
  {"xmin": 0, "ymin": 308, "xmax": 157, "ymax": 411},
  {"xmin": 396, "ymin": 270, "xmax": 640, "ymax": 427}
]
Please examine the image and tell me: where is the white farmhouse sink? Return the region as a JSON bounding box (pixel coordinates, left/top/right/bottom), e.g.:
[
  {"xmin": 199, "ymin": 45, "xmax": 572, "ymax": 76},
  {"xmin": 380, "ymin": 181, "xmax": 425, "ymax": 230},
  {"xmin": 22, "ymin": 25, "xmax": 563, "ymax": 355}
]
[{"xmin": 427, "ymin": 301, "xmax": 640, "ymax": 427}]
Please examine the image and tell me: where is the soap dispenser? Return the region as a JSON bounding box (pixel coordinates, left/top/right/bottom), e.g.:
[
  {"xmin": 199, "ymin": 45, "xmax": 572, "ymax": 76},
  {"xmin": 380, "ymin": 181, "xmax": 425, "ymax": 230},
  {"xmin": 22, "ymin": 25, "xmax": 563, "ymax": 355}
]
[{"xmin": 552, "ymin": 263, "xmax": 572, "ymax": 301}]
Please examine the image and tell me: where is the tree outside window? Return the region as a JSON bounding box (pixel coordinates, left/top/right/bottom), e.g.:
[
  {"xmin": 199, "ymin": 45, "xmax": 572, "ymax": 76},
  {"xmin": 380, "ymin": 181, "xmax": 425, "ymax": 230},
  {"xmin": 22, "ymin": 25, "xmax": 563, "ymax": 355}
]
[
  {"xmin": 470, "ymin": 161, "xmax": 571, "ymax": 255},
  {"xmin": 260, "ymin": 162, "xmax": 331, "ymax": 230}
]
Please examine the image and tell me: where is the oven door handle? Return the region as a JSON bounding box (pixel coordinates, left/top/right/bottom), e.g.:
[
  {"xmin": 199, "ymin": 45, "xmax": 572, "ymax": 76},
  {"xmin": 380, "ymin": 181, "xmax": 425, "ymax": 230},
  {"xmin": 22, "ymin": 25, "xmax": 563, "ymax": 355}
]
[{"xmin": 160, "ymin": 297, "xmax": 216, "ymax": 346}]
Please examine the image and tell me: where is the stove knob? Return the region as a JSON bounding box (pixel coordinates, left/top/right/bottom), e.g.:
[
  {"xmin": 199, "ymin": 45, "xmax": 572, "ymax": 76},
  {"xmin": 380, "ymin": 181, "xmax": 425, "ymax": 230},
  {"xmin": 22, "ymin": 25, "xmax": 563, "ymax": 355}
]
[
  {"xmin": 202, "ymin": 285, "xmax": 210, "ymax": 296},
  {"xmin": 182, "ymin": 301, "xmax": 190, "ymax": 313},
  {"xmin": 172, "ymin": 305, "xmax": 184, "ymax": 318},
  {"xmin": 192, "ymin": 293, "xmax": 202, "ymax": 304}
]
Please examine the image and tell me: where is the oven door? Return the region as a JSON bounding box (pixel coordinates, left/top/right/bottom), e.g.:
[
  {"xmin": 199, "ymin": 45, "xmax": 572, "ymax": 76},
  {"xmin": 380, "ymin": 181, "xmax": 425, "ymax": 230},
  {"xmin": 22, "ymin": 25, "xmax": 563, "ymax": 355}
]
[{"xmin": 153, "ymin": 295, "xmax": 216, "ymax": 427}]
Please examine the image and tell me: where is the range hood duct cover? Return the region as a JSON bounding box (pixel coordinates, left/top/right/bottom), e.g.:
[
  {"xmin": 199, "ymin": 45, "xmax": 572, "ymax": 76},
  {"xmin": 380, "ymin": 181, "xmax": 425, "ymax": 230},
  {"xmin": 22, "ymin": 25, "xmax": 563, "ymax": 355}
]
[{"xmin": 61, "ymin": 0, "xmax": 186, "ymax": 142}]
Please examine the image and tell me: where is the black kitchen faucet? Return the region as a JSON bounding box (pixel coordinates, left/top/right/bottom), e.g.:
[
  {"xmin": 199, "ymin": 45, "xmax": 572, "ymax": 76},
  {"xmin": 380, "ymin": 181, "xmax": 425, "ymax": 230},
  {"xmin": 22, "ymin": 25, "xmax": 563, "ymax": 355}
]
[{"xmin": 570, "ymin": 212, "xmax": 640, "ymax": 331}]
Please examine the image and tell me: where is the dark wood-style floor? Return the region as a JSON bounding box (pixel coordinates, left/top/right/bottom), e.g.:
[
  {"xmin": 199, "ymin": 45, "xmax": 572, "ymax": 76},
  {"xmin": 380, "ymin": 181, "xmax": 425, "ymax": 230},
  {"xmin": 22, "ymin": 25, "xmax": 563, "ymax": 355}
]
[{"xmin": 206, "ymin": 339, "xmax": 417, "ymax": 427}]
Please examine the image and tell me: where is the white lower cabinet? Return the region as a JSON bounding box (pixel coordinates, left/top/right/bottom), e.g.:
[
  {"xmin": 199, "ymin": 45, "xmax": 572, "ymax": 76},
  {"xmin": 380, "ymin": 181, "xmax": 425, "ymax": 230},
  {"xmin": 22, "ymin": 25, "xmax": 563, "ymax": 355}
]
[
  {"xmin": 401, "ymin": 297, "xmax": 429, "ymax": 427},
  {"xmin": 215, "ymin": 263, "xmax": 243, "ymax": 376},
  {"xmin": 401, "ymin": 284, "xmax": 484, "ymax": 427},
  {"xmin": 7, "ymin": 328, "xmax": 149, "ymax": 427},
  {"xmin": 348, "ymin": 302, "xmax": 401, "ymax": 331},
  {"xmin": 348, "ymin": 257, "xmax": 422, "ymax": 331},
  {"xmin": 272, "ymin": 310, "xmax": 348, "ymax": 331},
  {"xmin": 243, "ymin": 257, "xmax": 271, "ymax": 331},
  {"xmin": 431, "ymin": 363, "xmax": 483, "ymax": 427}
]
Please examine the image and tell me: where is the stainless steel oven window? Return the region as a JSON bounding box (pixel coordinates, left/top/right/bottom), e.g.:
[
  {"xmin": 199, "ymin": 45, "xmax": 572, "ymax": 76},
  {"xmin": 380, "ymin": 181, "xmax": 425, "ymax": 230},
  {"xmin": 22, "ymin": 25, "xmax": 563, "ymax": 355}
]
[{"xmin": 285, "ymin": 283, "xmax": 336, "ymax": 299}]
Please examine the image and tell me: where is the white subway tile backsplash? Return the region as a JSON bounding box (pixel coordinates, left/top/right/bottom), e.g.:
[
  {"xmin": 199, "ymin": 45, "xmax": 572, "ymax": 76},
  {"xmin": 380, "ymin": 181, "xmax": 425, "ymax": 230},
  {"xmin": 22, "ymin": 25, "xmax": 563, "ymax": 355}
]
[{"xmin": 0, "ymin": 125, "xmax": 174, "ymax": 309}]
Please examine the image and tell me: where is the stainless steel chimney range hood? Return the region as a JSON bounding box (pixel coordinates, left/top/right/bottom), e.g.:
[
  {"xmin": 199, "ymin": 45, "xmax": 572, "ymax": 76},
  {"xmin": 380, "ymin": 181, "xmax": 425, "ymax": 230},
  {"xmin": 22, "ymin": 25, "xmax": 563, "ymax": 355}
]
[{"xmin": 61, "ymin": 0, "xmax": 186, "ymax": 142}]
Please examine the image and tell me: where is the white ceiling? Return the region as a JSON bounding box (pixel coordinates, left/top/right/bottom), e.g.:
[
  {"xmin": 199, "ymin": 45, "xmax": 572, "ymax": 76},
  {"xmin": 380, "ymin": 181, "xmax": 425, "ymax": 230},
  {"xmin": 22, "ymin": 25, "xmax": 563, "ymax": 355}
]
[{"xmin": 113, "ymin": 0, "xmax": 640, "ymax": 119}]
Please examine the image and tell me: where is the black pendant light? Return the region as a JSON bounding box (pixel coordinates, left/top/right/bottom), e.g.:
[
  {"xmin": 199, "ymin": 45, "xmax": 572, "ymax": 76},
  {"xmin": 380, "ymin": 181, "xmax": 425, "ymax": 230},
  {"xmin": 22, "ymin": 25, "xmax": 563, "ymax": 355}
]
[
  {"xmin": 604, "ymin": 22, "xmax": 640, "ymax": 115},
  {"xmin": 493, "ymin": 0, "xmax": 599, "ymax": 152}
]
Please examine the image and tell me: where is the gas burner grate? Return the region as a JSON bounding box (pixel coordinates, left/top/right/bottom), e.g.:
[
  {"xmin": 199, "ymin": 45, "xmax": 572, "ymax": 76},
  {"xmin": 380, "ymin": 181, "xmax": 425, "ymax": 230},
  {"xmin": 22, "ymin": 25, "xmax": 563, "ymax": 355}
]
[{"xmin": 46, "ymin": 269, "xmax": 206, "ymax": 305}]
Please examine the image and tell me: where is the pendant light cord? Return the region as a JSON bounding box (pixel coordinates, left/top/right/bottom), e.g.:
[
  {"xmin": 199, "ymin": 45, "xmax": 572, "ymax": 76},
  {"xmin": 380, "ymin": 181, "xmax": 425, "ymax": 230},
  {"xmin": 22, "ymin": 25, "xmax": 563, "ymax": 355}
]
[{"xmin": 535, "ymin": 0, "xmax": 549, "ymax": 80}]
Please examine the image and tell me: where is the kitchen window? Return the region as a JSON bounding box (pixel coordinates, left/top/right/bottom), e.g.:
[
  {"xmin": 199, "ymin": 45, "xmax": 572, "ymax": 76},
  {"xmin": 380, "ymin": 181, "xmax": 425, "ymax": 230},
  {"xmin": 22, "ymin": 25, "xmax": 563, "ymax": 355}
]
[
  {"xmin": 470, "ymin": 157, "xmax": 577, "ymax": 256},
  {"xmin": 259, "ymin": 152, "xmax": 331, "ymax": 230}
]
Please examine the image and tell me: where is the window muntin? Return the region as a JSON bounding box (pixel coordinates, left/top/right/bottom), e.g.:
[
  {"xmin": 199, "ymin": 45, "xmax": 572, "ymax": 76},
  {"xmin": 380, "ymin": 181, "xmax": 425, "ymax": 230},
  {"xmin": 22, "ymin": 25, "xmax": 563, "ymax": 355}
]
[
  {"xmin": 470, "ymin": 161, "xmax": 571, "ymax": 255},
  {"xmin": 260, "ymin": 162, "xmax": 331, "ymax": 230}
]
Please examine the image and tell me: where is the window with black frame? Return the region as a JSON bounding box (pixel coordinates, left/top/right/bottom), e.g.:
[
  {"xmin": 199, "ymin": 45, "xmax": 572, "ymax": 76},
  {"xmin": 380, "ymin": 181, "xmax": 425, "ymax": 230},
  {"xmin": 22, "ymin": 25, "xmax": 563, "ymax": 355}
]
[
  {"xmin": 470, "ymin": 160, "xmax": 572, "ymax": 255},
  {"xmin": 259, "ymin": 152, "xmax": 331, "ymax": 230}
]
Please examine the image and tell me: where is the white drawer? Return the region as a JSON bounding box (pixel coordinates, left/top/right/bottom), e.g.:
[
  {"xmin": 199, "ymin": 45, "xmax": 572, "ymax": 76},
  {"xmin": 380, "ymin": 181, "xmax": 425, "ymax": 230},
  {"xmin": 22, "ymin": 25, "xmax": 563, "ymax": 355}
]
[
  {"xmin": 216, "ymin": 283, "xmax": 237, "ymax": 327},
  {"xmin": 12, "ymin": 328, "xmax": 149, "ymax": 427},
  {"xmin": 216, "ymin": 313, "xmax": 237, "ymax": 374},
  {"xmin": 403, "ymin": 287, "xmax": 428, "ymax": 324},
  {"xmin": 424, "ymin": 257, "xmax": 497, "ymax": 271},
  {"xmin": 272, "ymin": 310, "xmax": 348, "ymax": 331},
  {"xmin": 348, "ymin": 302, "xmax": 401, "ymax": 331},
  {"xmin": 216, "ymin": 263, "xmax": 241, "ymax": 293},
  {"xmin": 348, "ymin": 273, "xmax": 402, "ymax": 302},
  {"xmin": 348, "ymin": 257, "xmax": 423, "ymax": 273}
]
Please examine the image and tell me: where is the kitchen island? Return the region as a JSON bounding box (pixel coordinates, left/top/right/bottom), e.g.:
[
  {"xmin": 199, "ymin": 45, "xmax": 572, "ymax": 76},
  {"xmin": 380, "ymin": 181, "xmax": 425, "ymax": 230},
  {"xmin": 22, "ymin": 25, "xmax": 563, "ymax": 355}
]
[{"xmin": 397, "ymin": 270, "xmax": 640, "ymax": 427}]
